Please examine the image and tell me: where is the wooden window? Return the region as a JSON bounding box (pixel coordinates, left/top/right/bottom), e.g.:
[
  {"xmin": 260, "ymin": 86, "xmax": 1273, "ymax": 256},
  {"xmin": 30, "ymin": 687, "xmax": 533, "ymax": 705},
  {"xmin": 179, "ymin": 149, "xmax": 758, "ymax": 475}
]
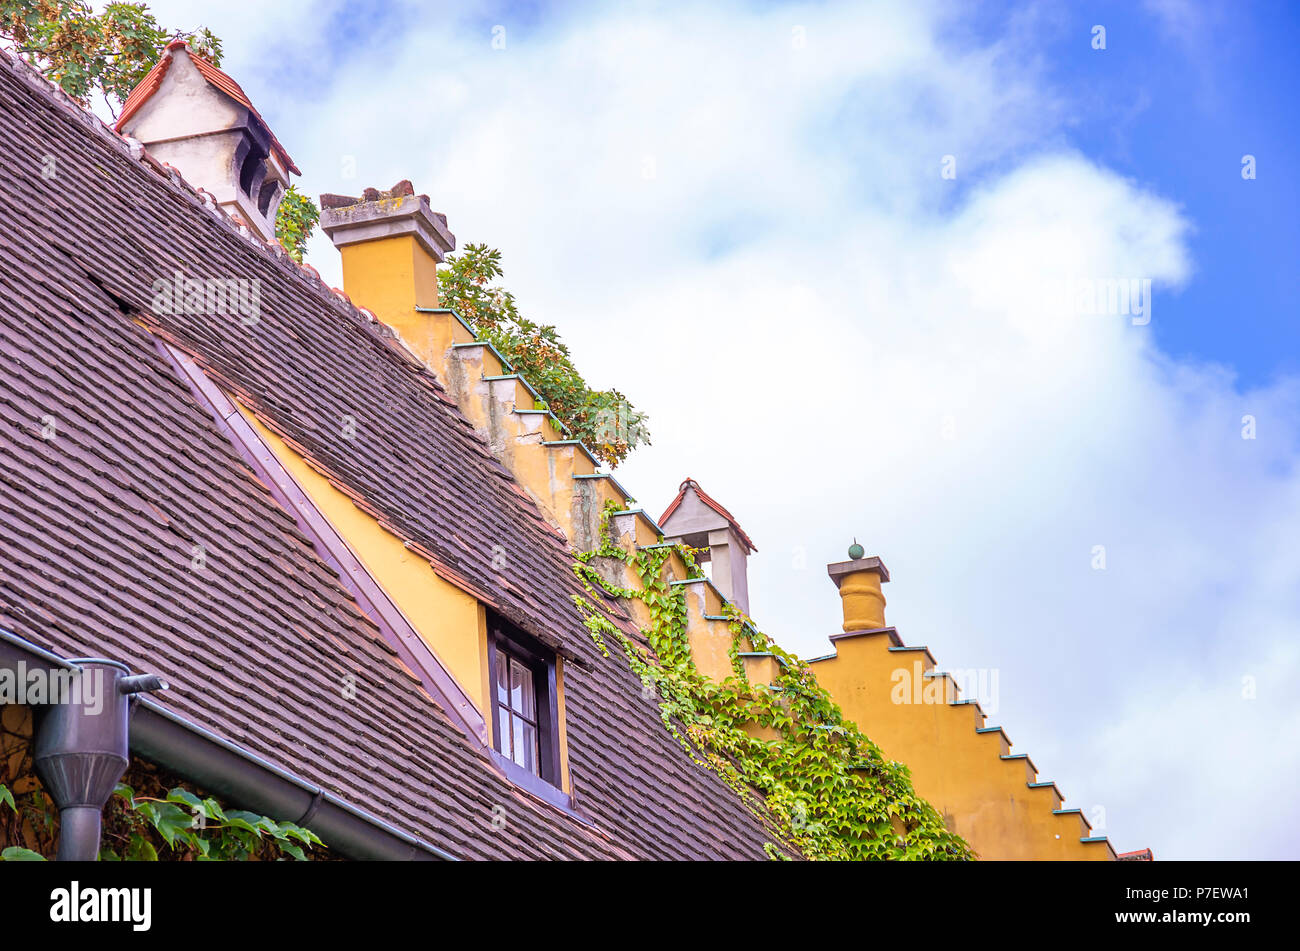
[{"xmin": 487, "ymin": 619, "xmax": 561, "ymax": 787}]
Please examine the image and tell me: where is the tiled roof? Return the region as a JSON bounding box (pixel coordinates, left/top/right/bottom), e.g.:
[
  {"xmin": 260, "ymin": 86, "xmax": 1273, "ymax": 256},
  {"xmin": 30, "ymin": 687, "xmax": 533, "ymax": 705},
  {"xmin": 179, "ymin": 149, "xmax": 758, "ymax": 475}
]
[
  {"xmin": 115, "ymin": 40, "xmax": 301, "ymax": 175},
  {"xmin": 1117, "ymin": 848, "xmax": 1154, "ymax": 861},
  {"xmin": 659, "ymin": 477, "xmax": 758, "ymax": 552},
  {"xmin": 0, "ymin": 50, "xmax": 777, "ymax": 859}
]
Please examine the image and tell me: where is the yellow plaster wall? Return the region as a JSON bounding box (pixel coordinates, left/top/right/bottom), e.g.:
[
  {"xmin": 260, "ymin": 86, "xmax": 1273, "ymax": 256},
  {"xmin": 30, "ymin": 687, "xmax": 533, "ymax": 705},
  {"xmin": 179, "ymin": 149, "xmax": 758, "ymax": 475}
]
[
  {"xmin": 339, "ymin": 234, "xmax": 472, "ymax": 367},
  {"xmin": 811, "ymin": 631, "xmax": 1111, "ymax": 860},
  {"xmin": 240, "ymin": 407, "xmax": 489, "ymax": 714},
  {"xmin": 239, "ymin": 406, "xmax": 575, "ymax": 795}
]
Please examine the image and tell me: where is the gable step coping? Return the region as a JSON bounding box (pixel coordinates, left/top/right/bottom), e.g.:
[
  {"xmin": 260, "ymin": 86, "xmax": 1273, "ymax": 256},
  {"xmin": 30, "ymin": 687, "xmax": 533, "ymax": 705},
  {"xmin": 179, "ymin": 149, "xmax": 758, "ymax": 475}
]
[
  {"xmin": 515, "ymin": 409, "xmax": 571, "ymax": 435},
  {"xmin": 482, "ymin": 373, "xmax": 546, "ymax": 407},
  {"xmin": 545, "ymin": 439, "xmax": 601, "ymax": 468},
  {"xmin": 736, "ymin": 650, "xmax": 787, "ymax": 667},
  {"xmin": 450, "ymin": 338, "xmax": 514, "ymax": 372},
  {"xmin": 414, "ymin": 305, "xmax": 476, "ymax": 338},
  {"xmin": 1054, "ymin": 808, "xmax": 1093, "ymax": 831}
]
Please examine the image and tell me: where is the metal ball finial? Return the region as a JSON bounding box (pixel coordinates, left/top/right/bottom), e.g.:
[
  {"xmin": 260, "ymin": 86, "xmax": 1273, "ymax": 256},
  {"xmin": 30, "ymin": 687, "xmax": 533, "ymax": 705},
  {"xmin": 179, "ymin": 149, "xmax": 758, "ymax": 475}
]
[{"xmin": 848, "ymin": 539, "xmax": 864, "ymax": 560}]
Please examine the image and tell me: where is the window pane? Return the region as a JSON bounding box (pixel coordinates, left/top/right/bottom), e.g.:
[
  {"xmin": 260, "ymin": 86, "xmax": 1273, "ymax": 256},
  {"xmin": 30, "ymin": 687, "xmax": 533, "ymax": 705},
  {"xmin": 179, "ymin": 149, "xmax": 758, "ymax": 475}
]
[
  {"xmin": 510, "ymin": 717, "xmax": 537, "ymax": 776},
  {"xmin": 495, "ymin": 649, "xmax": 510, "ymax": 704},
  {"xmin": 510, "ymin": 659, "xmax": 535, "ymax": 719},
  {"xmin": 511, "ymin": 715, "xmax": 530, "ymax": 772},
  {"xmin": 496, "ymin": 706, "xmax": 512, "ymax": 758}
]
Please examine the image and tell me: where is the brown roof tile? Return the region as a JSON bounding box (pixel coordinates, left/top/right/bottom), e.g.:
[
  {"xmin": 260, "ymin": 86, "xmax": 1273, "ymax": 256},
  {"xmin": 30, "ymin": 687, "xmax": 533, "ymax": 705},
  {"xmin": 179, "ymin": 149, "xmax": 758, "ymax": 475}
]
[{"xmin": 0, "ymin": 50, "xmax": 777, "ymax": 859}]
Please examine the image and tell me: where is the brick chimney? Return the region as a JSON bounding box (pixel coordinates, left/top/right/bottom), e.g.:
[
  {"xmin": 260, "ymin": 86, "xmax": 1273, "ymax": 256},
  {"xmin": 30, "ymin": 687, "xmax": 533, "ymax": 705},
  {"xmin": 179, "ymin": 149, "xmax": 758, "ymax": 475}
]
[
  {"xmin": 116, "ymin": 40, "xmax": 299, "ymax": 241},
  {"xmin": 828, "ymin": 546, "xmax": 889, "ymax": 631},
  {"xmin": 319, "ymin": 182, "xmax": 461, "ymax": 365}
]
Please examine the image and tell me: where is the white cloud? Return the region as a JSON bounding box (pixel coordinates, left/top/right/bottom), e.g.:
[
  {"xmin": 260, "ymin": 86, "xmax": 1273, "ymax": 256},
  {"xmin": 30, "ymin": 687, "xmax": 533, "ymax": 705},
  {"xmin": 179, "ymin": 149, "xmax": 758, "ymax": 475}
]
[{"xmin": 143, "ymin": 0, "xmax": 1299, "ymax": 859}]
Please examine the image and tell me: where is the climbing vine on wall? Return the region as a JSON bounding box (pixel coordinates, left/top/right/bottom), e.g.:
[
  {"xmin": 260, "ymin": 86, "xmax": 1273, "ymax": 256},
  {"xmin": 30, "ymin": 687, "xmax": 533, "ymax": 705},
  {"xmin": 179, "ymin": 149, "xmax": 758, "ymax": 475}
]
[{"xmin": 571, "ymin": 502, "xmax": 974, "ymax": 861}]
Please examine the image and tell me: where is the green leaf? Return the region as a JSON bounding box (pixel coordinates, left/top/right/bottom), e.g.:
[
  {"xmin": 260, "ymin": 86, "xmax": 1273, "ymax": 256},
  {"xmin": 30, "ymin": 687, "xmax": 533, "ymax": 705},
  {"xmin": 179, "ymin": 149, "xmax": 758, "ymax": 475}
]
[
  {"xmin": 220, "ymin": 812, "xmax": 262, "ymax": 836},
  {"xmin": 139, "ymin": 801, "xmax": 195, "ymax": 848},
  {"xmin": 0, "ymin": 784, "xmax": 15, "ymax": 813},
  {"xmin": 165, "ymin": 788, "xmax": 203, "ymax": 811},
  {"xmin": 126, "ymin": 834, "xmax": 158, "ymax": 862},
  {"xmin": 281, "ymin": 823, "xmax": 324, "ymax": 846},
  {"xmin": 1, "ymin": 846, "xmax": 46, "ymax": 861}
]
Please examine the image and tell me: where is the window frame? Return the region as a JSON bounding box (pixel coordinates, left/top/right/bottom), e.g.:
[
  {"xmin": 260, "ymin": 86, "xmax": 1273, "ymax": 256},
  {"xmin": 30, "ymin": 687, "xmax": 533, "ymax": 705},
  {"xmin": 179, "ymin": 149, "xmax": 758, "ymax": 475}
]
[{"xmin": 486, "ymin": 618, "xmax": 562, "ymax": 788}]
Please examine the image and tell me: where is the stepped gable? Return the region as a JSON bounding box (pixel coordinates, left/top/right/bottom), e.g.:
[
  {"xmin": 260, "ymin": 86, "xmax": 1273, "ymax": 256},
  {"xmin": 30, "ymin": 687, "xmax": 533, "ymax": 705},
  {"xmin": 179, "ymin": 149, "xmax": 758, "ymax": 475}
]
[{"xmin": 0, "ymin": 48, "xmax": 778, "ymax": 860}]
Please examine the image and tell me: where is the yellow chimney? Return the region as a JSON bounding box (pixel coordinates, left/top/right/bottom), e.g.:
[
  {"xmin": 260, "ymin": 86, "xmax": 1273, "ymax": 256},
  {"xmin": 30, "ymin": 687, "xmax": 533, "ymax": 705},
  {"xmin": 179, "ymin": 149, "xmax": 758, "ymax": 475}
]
[
  {"xmin": 319, "ymin": 182, "xmax": 472, "ymax": 367},
  {"xmin": 828, "ymin": 548, "xmax": 890, "ymax": 632}
]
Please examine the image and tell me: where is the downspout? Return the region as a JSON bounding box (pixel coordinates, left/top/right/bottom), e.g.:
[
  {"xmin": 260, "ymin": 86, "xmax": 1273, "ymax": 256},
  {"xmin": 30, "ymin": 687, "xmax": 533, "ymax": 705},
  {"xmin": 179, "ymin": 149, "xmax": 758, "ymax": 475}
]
[
  {"xmin": 32, "ymin": 658, "xmax": 168, "ymax": 861},
  {"xmin": 3, "ymin": 628, "xmax": 453, "ymax": 861}
]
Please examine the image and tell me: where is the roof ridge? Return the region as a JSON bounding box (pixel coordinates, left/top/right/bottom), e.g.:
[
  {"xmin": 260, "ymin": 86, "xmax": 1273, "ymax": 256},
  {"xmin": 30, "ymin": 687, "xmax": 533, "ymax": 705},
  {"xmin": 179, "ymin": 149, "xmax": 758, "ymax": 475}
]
[
  {"xmin": 0, "ymin": 46, "xmax": 316, "ymax": 280},
  {"xmin": 0, "ymin": 53, "xmax": 783, "ymax": 859}
]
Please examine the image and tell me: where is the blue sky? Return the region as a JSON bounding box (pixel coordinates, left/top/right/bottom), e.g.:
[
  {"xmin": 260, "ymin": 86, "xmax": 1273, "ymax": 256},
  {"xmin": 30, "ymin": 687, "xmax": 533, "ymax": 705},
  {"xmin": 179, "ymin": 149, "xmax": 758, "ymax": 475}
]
[
  {"xmin": 139, "ymin": 0, "xmax": 1300, "ymax": 860},
  {"xmin": 343, "ymin": 0, "xmax": 1300, "ymax": 384},
  {"xmin": 961, "ymin": 0, "xmax": 1300, "ymax": 386}
]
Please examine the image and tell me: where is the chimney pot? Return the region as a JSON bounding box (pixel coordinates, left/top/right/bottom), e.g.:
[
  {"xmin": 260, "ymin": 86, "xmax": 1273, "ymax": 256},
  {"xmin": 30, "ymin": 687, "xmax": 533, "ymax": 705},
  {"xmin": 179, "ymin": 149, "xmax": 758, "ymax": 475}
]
[
  {"xmin": 319, "ymin": 188, "xmax": 456, "ymax": 263},
  {"xmin": 828, "ymin": 554, "xmax": 889, "ymax": 632}
]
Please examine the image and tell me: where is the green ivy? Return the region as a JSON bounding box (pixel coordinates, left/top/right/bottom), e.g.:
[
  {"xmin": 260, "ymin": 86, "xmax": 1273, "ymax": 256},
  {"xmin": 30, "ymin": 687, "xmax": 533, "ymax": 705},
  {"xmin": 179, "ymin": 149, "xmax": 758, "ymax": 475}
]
[
  {"xmin": 275, "ymin": 184, "xmax": 319, "ymax": 263},
  {"xmin": 437, "ymin": 244, "xmax": 650, "ymax": 467},
  {"xmin": 101, "ymin": 783, "xmax": 323, "ymax": 861},
  {"xmin": 0, "ymin": 778, "xmax": 323, "ymax": 861},
  {"xmin": 571, "ymin": 502, "xmax": 975, "ymax": 861}
]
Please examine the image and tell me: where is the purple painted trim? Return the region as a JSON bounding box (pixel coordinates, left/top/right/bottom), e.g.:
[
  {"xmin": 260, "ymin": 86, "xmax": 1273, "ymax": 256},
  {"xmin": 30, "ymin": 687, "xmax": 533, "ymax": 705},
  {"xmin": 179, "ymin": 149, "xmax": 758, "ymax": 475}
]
[
  {"xmin": 487, "ymin": 748, "xmax": 591, "ymax": 825},
  {"xmin": 156, "ymin": 340, "xmax": 487, "ymax": 745}
]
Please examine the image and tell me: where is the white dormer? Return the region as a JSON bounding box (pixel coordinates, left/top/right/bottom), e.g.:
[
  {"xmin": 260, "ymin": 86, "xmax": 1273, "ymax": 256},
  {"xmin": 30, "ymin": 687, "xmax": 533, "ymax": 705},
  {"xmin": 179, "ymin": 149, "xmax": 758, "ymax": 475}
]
[{"xmin": 116, "ymin": 40, "xmax": 299, "ymax": 241}]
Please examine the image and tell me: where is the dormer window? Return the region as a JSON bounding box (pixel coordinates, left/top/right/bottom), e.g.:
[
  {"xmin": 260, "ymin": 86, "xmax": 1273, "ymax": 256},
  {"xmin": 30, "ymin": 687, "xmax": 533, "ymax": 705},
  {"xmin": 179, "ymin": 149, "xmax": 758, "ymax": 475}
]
[{"xmin": 487, "ymin": 617, "xmax": 560, "ymax": 787}]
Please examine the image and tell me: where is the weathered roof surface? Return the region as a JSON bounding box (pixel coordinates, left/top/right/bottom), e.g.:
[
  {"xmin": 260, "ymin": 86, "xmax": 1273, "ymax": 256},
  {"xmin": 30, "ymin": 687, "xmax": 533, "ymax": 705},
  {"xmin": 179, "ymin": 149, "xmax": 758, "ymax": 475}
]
[
  {"xmin": 1117, "ymin": 848, "xmax": 1154, "ymax": 861},
  {"xmin": 0, "ymin": 50, "xmax": 776, "ymax": 859},
  {"xmin": 115, "ymin": 40, "xmax": 301, "ymax": 175},
  {"xmin": 659, "ymin": 477, "xmax": 758, "ymax": 552}
]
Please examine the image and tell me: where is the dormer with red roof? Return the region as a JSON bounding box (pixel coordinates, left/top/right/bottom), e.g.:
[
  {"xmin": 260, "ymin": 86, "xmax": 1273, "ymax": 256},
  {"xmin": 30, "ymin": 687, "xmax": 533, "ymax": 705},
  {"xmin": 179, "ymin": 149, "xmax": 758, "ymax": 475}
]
[
  {"xmin": 116, "ymin": 40, "xmax": 298, "ymax": 241},
  {"xmin": 659, "ymin": 478, "xmax": 756, "ymax": 615}
]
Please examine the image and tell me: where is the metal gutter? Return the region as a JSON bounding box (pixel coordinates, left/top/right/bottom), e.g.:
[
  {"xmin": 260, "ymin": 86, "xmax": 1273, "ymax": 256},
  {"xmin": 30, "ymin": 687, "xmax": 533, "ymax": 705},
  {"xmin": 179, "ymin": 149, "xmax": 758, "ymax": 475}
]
[
  {"xmin": 129, "ymin": 697, "xmax": 454, "ymax": 861},
  {"xmin": 2, "ymin": 627, "xmax": 453, "ymax": 861}
]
